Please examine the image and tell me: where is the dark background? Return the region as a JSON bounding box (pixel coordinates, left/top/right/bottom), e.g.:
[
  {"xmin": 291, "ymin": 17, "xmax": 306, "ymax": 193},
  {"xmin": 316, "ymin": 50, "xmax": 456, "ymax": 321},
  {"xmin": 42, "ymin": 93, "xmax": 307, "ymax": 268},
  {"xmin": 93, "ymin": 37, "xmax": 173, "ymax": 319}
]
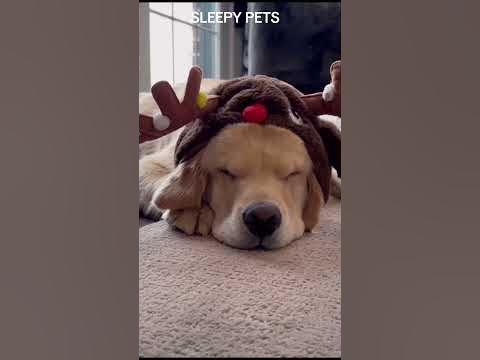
[
  {"xmin": 247, "ymin": 2, "xmax": 340, "ymax": 93},
  {"xmin": 1, "ymin": 1, "xmax": 480, "ymax": 359},
  {"xmin": 237, "ymin": 2, "xmax": 341, "ymax": 93}
]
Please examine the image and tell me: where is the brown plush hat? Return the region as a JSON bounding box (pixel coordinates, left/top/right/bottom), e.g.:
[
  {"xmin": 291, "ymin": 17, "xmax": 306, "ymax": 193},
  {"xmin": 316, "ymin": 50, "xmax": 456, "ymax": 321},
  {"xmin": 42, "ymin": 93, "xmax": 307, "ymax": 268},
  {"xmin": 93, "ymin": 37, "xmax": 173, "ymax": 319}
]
[
  {"xmin": 140, "ymin": 64, "xmax": 341, "ymax": 202},
  {"xmin": 175, "ymin": 73, "xmax": 340, "ymax": 203}
]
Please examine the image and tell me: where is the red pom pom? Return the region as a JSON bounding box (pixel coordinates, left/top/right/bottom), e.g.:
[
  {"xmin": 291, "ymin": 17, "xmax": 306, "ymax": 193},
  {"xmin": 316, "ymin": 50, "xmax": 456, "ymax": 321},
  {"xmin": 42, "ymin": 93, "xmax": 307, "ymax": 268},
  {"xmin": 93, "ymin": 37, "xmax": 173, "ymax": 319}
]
[{"xmin": 242, "ymin": 103, "xmax": 268, "ymax": 124}]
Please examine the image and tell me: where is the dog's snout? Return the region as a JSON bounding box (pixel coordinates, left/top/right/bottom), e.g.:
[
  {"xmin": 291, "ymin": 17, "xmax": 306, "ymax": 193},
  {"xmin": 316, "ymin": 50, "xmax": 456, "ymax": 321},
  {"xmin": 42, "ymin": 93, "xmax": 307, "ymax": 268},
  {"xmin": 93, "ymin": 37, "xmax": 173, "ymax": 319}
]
[{"xmin": 242, "ymin": 202, "xmax": 282, "ymax": 238}]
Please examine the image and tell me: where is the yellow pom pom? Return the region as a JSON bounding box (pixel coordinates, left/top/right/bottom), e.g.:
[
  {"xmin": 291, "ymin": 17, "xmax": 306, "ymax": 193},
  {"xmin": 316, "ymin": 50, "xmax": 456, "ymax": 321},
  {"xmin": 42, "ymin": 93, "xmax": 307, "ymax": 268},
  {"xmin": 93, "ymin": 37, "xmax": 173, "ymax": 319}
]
[{"xmin": 196, "ymin": 91, "xmax": 208, "ymax": 109}]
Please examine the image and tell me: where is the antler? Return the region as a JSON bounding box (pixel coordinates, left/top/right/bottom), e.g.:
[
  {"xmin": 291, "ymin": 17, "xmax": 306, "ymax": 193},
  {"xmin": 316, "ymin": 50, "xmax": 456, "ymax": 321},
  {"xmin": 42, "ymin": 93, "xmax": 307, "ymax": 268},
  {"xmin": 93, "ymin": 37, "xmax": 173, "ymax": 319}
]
[
  {"xmin": 301, "ymin": 60, "xmax": 341, "ymax": 117},
  {"xmin": 139, "ymin": 66, "xmax": 219, "ymax": 143},
  {"xmin": 139, "ymin": 62, "xmax": 341, "ymax": 143}
]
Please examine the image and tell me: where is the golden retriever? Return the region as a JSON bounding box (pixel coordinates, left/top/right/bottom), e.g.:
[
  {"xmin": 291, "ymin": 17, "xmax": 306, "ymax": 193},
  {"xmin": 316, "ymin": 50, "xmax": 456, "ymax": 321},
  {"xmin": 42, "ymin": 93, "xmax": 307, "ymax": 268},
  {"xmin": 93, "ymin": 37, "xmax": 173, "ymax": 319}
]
[{"xmin": 139, "ymin": 81, "xmax": 340, "ymax": 250}]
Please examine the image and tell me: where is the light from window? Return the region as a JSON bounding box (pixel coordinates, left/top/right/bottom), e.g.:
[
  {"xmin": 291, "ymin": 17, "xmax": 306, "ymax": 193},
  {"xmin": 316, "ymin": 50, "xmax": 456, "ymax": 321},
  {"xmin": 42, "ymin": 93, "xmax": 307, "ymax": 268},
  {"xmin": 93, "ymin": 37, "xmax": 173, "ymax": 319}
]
[{"xmin": 149, "ymin": 2, "xmax": 219, "ymax": 86}]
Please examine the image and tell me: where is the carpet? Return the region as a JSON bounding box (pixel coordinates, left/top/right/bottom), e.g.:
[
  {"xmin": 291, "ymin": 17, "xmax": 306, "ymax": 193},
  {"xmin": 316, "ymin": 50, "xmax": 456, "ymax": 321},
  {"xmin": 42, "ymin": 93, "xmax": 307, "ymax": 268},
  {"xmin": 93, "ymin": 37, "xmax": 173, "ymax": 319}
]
[{"xmin": 139, "ymin": 198, "xmax": 341, "ymax": 358}]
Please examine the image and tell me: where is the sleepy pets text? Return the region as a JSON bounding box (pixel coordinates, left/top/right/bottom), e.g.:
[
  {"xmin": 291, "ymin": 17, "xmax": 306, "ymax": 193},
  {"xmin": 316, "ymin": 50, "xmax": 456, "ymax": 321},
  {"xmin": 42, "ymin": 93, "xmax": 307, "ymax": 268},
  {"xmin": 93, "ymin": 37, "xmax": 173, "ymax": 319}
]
[{"xmin": 193, "ymin": 11, "xmax": 280, "ymax": 24}]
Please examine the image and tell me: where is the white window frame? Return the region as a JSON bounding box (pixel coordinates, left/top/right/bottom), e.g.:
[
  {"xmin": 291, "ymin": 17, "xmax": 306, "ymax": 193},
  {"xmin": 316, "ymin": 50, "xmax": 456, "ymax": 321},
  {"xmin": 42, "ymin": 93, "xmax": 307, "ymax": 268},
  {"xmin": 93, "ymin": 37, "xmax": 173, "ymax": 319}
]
[{"xmin": 139, "ymin": 2, "xmax": 243, "ymax": 92}]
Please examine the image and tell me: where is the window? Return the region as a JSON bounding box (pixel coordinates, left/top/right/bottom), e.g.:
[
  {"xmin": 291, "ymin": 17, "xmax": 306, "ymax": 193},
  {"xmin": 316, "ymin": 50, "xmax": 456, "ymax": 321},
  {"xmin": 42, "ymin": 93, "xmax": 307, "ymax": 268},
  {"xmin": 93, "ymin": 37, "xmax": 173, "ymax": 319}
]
[{"xmin": 148, "ymin": 2, "xmax": 219, "ymax": 86}]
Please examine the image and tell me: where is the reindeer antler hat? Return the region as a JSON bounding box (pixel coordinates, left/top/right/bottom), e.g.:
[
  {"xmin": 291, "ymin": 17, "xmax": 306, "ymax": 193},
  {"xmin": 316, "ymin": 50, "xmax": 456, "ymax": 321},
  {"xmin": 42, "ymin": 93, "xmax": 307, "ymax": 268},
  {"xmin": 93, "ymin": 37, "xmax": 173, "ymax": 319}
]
[{"xmin": 139, "ymin": 61, "xmax": 341, "ymax": 202}]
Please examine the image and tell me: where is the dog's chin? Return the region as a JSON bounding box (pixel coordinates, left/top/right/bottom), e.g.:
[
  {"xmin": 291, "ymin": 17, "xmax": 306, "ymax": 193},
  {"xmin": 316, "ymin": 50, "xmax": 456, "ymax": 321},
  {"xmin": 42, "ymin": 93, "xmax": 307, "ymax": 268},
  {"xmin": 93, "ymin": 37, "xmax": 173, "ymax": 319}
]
[
  {"xmin": 212, "ymin": 226, "xmax": 297, "ymax": 250},
  {"xmin": 260, "ymin": 235, "xmax": 295, "ymax": 250},
  {"xmin": 212, "ymin": 227, "xmax": 259, "ymax": 250}
]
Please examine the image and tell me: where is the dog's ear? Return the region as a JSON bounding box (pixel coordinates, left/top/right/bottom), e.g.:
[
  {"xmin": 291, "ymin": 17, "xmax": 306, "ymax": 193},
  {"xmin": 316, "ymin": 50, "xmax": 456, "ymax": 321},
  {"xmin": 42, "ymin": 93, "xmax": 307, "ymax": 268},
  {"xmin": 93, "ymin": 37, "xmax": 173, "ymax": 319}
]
[
  {"xmin": 312, "ymin": 117, "xmax": 341, "ymax": 178},
  {"xmin": 152, "ymin": 153, "xmax": 207, "ymax": 211},
  {"xmin": 303, "ymin": 171, "xmax": 324, "ymax": 231}
]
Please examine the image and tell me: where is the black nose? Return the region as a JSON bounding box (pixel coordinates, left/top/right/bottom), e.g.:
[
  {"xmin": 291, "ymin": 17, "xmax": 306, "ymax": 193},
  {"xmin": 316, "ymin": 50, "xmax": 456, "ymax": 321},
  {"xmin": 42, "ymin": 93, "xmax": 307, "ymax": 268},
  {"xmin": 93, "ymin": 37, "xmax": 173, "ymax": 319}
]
[{"xmin": 243, "ymin": 202, "xmax": 282, "ymax": 238}]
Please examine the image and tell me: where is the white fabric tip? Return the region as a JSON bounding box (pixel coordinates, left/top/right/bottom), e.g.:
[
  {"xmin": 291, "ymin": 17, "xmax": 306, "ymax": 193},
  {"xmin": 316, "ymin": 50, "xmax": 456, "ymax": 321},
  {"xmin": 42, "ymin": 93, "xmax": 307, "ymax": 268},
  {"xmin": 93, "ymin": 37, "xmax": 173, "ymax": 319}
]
[
  {"xmin": 322, "ymin": 83, "xmax": 336, "ymax": 102},
  {"xmin": 153, "ymin": 113, "xmax": 171, "ymax": 131}
]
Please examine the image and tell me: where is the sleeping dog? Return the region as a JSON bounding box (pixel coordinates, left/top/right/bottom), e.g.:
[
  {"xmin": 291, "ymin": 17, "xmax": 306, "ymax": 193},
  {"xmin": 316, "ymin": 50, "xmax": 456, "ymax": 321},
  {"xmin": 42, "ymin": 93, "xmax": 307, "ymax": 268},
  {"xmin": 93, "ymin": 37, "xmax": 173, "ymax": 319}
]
[{"xmin": 139, "ymin": 74, "xmax": 341, "ymax": 250}]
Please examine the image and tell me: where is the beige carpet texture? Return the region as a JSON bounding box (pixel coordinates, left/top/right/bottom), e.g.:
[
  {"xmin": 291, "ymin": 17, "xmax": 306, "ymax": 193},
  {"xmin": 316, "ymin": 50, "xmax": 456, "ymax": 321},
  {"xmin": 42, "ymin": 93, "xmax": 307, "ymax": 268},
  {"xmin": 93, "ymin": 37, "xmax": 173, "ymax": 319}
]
[{"xmin": 139, "ymin": 198, "xmax": 341, "ymax": 358}]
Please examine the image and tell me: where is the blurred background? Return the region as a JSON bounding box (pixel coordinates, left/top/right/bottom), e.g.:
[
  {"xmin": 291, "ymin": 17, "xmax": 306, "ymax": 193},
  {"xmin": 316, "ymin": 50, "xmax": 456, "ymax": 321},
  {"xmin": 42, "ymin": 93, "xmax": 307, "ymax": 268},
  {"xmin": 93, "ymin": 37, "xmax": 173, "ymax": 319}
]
[{"xmin": 139, "ymin": 2, "xmax": 340, "ymax": 94}]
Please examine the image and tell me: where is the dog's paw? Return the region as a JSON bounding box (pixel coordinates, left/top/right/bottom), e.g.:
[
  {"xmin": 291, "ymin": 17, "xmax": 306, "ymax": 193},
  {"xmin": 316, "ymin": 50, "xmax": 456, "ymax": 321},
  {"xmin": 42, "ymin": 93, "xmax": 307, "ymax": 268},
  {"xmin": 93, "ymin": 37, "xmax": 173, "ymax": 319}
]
[
  {"xmin": 197, "ymin": 205, "xmax": 214, "ymax": 236},
  {"xmin": 164, "ymin": 205, "xmax": 213, "ymax": 236},
  {"xmin": 164, "ymin": 208, "xmax": 198, "ymax": 235}
]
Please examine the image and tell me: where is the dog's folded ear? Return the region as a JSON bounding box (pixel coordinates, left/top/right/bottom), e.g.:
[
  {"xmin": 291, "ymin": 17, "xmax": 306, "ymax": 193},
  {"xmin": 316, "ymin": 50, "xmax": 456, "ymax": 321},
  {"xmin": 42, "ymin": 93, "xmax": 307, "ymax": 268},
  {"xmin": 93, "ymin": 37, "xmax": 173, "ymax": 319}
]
[
  {"xmin": 311, "ymin": 118, "xmax": 341, "ymax": 178},
  {"xmin": 152, "ymin": 153, "xmax": 207, "ymax": 211}
]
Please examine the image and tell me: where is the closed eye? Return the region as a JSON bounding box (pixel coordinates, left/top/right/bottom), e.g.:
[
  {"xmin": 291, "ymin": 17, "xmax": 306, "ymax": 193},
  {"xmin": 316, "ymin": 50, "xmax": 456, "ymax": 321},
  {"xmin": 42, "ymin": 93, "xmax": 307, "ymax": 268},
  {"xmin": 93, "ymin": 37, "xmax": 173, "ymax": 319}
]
[
  {"xmin": 219, "ymin": 168, "xmax": 237, "ymax": 180},
  {"xmin": 284, "ymin": 170, "xmax": 302, "ymax": 180}
]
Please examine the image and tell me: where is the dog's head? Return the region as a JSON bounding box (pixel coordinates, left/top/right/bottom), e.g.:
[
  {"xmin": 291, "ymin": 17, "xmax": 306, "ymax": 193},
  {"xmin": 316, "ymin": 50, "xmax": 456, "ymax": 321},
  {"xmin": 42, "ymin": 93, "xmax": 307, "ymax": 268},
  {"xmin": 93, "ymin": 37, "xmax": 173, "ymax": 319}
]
[
  {"xmin": 152, "ymin": 120, "xmax": 339, "ymax": 249},
  {"xmin": 150, "ymin": 71, "xmax": 341, "ymax": 249}
]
